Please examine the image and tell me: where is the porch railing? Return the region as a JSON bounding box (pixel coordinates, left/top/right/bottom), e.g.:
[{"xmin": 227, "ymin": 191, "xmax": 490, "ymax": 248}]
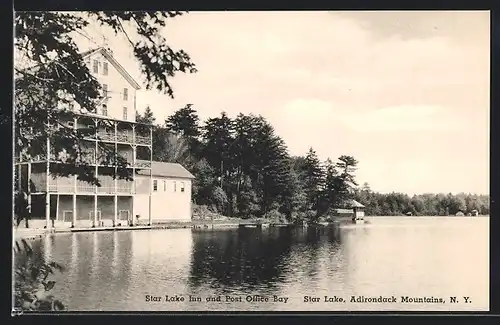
[{"xmin": 93, "ymin": 131, "xmax": 151, "ymax": 145}]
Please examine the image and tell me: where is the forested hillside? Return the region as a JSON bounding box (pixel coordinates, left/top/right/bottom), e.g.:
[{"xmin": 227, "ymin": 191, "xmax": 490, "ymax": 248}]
[{"xmin": 138, "ymin": 105, "xmax": 490, "ymax": 221}]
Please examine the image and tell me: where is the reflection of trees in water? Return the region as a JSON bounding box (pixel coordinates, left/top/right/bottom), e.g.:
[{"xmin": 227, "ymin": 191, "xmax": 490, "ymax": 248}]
[{"xmin": 188, "ymin": 226, "xmax": 341, "ymax": 292}]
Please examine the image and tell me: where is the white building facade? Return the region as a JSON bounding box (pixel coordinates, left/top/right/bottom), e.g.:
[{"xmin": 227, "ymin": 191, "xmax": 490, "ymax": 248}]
[{"xmin": 15, "ymin": 47, "xmax": 194, "ymax": 228}]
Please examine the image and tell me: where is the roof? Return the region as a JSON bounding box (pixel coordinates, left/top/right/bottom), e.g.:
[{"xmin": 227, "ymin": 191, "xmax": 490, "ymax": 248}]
[
  {"xmin": 82, "ymin": 47, "xmax": 141, "ymax": 90},
  {"xmin": 136, "ymin": 160, "xmax": 195, "ymax": 179},
  {"xmin": 16, "ymin": 47, "xmax": 142, "ymax": 91},
  {"xmin": 349, "ymin": 200, "xmax": 365, "ymax": 208},
  {"xmin": 334, "ymin": 208, "xmax": 353, "ymax": 214}
]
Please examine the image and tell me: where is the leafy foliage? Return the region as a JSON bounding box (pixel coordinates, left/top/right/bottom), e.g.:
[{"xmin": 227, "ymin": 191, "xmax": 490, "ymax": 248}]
[
  {"xmin": 13, "ymin": 239, "xmax": 65, "ymax": 312},
  {"xmin": 354, "ymin": 185, "xmax": 490, "ymax": 216}
]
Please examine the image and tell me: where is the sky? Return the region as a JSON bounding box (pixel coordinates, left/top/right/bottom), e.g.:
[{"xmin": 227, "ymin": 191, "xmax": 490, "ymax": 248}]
[{"xmin": 73, "ymin": 11, "xmax": 490, "ymax": 195}]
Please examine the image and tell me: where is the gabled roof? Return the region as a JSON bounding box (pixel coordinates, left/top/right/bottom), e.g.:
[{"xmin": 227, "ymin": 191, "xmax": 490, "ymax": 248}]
[
  {"xmin": 83, "ymin": 47, "xmax": 141, "ymax": 90},
  {"xmin": 16, "ymin": 47, "xmax": 142, "ymax": 91},
  {"xmin": 349, "ymin": 200, "xmax": 365, "ymax": 208},
  {"xmin": 136, "ymin": 160, "xmax": 195, "ymax": 179},
  {"xmin": 334, "ymin": 208, "xmax": 353, "ymax": 214}
]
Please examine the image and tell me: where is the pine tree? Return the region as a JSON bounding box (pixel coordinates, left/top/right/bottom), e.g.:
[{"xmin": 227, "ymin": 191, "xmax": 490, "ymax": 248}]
[
  {"xmin": 136, "ymin": 106, "xmax": 156, "ymax": 125},
  {"xmin": 165, "ymin": 104, "xmax": 202, "ymax": 158},
  {"xmin": 319, "ymin": 158, "xmax": 339, "ymax": 215},
  {"xmin": 202, "ymin": 112, "xmax": 234, "ymax": 179}
]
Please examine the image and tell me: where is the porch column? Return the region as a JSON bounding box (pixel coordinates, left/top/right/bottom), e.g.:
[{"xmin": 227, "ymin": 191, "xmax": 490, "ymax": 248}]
[
  {"xmin": 72, "ymin": 194, "xmax": 76, "ymax": 228},
  {"xmin": 93, "ymin": 194, "xmax": 98, "ymax": 227},
  {"xmin": 149, "ymin": 129, "xmax": 152, "ymax": 226},
  {"xmin": 55, "ymin": 194, "xmax": 60, "ymax": 225},
  {"xmin": 73, "ymin": 117, "xmax": 78, "ymax": 228},
  {"xmin": 45, "ymin": 134, "xmax": 50, "ymax": 229},
  {"xmin": 93, "ymin": 118, "xmax": 98, "ymax": 227},
  {"xmin": 114, "ymin": 195, "xmax": 118, "ymax": 227},
  {"xmin": 131, "ymin": 142, "xmax": 136, "ymax": 227},
  {"xmin": 114, "ymin": 121, "xmax": 118, "ymax": 227},
  {"xmin": 27, "ymin": 163, "xmax": 31, "ymax": 228},
  {"xmin": 17, "ymin": 164, "xmax": 21, "ymax": 191}
]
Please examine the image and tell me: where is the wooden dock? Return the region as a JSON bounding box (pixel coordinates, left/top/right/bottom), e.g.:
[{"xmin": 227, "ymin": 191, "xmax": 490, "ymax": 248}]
[{"xmin": 68, "ymin": 225, "xmax": 152, "ymax": 233}]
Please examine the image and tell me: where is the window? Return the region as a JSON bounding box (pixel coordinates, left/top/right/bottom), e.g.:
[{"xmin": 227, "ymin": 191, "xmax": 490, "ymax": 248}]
[
  {"xmin": 123, "ymin": 88, "xmax": 128, "ymax": 101},
  {"xmin": 93, "ymin": 60, "xmax": 99, "ymax": 73},
  {"xmin": 153, "ymin": 180, "xmax": 158, "ymax": 192},
  {"xmin": 163, "ymin": 180, "xmax": 166, "ymax": 191},
  {"xmin": 102, "ymin": 105, "xmax": 108, "ymax": 116},
  {"xmin": 123, "ymin": 107, "xmax": 128, "ymax": 120},
  {"xmin": 173, "ymin": 181, "xmax": 177, "ymax": 192},
  {"xmin": 180, "ymin": 182, "xmax": 185, "ymax": 192},
  {"xmin": 103, "ymin": 62, "xmax": 108, "ymax": 75},
  {"xmin": 102, "ymin": 84, "xmax": 108, "ymax": 97}
]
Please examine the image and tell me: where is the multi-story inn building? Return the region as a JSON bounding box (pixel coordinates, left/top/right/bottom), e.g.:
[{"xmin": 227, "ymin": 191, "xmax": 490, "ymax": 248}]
[{"xmin": 15, "ymin": 47, "xmax": 194, "ymax": 229}]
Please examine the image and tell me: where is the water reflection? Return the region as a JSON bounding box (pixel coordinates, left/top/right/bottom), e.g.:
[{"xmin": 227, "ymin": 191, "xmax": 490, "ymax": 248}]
[
  {"xmin": 188, "ymin": 226, "xmax": 342, "ymax": 296},
  {"xmin": 24, "ymin": 218, "xmax": 488, "ymax": 311}
]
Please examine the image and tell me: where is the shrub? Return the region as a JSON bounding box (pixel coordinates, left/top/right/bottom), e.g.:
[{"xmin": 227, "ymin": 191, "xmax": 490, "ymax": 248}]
[{"xmin": 262, "ymin": 209, "xmax": 286, "ymax": 223}]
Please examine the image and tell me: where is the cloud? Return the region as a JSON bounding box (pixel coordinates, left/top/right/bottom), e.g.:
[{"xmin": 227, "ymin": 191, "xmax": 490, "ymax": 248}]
[{"xmin": 75, "ymin": 11, "xmax": 489, "ymax": 194}]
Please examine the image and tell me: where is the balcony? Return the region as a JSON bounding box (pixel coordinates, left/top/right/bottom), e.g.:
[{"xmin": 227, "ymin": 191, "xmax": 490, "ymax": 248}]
[
  {"xmin": 91, "ymin": 130, "xmax": 151, "ymax": 146},
  {"xmin": 31, "ymin": 172, "xmax": 135, "ymax": 194}
]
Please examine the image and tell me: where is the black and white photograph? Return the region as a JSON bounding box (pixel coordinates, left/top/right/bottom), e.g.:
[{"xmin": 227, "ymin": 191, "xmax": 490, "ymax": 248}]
[{"xmin": 12, "ymin": 10, "xmax": 490, "ymax": 313}]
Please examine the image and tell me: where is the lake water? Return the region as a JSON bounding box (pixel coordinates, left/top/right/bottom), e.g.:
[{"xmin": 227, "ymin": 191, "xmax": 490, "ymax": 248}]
[{"xmin": 27, "ymin": 217, "xmax": 489, "ymax": 312}]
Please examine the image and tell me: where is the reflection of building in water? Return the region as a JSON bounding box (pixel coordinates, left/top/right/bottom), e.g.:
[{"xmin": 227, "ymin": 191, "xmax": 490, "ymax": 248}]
[
  {"xmin": 91, "ymin": 232, "xmax": 99, "ymax": 276},
  {"xmin": 130, "ymin": 229, "xmax": 193, "ymax": 280},
  {"xmin": 43, "ymin": 235, "xmax": 53, "ymax": 261},
  {"xmin": 111, "ymin": 231, "xmax": 119, "ymax": 278},
  {"xmin": 69, "ymin": 233, "xmax": 79, "ymax": 277}
]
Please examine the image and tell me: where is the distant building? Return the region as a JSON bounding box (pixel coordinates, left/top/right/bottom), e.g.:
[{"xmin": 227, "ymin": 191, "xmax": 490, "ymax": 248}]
[
  {"xmin": 332, "ymin": 200, "xmax": 365, "ymax": 219},
  {"xmin": 350, "ymin": 200, "xmax": 365, "ymax": 219},
  {"xmin": 471, "ymin": 209, "xmax": 479, "ymax": 216},
  {"xmin": 455, "ymin": 211, "xmax": 465, "ymax": 217}
]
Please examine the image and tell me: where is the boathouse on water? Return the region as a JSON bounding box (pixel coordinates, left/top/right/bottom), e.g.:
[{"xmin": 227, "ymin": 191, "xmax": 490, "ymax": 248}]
[
  {"xmin": 350, "ymin": 200, "xmax": 365, "ymax": 219},
  {"xmin": 14, "ymin": 47, "xmax": 195, "ymax": 229},
  {"xmin": 332, "ymin": 200, "xmax": 365, "ymax": 218}
]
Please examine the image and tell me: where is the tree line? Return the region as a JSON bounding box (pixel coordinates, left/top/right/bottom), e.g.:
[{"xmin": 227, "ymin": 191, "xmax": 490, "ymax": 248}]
[
  {"xmin": 137, "ymin": 105, "xmax": 361, "ymax": 223},
  {"xmin": 138, "ymin": 104, "xmax": 490, "ymax": 221},
  {"xmin": 355, "ymin": 184, "xmax": 489, "ymax": 216}
]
